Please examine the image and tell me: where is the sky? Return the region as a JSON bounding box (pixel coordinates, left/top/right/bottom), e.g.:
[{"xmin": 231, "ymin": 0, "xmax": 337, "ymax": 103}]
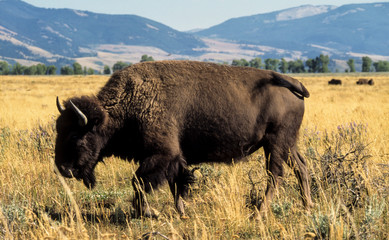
[{"xmin": 23, "ymin": 0, "xmax": 383, "ymax": 31}]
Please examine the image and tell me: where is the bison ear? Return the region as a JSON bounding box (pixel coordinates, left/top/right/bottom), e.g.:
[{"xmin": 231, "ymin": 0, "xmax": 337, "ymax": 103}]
[{"xmin": 90, "ymin": 107, "xmax": 108, "ymax": 130}]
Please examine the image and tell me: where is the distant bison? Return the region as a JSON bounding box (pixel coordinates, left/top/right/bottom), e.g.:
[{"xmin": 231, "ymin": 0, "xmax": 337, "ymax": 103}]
[
  {"xmin": 356, "ymin": 78, "xmax": 374, "ymax": 85},
  {"xmin": 328, "ymin": 79, "xmax": 342, "ymax": 85},
  {"xmin": 55, "ymin": 60, "xmax": 312, "ymax": 218}
]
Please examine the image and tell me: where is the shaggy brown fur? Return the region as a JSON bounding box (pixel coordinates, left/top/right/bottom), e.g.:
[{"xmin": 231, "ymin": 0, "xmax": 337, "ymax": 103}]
[{"xmin": 55, "ymin": 60, "xmax": 312, "ymax": 217}]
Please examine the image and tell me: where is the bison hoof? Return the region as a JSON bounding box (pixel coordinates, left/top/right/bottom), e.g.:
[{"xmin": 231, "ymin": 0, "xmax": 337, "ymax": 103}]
[
  {"xmin": 133, "ymin": 208, "xmax": 159, "ymax": 219},
  {"xmin": 144, "ymin": 211, "xmax": 159, "ymax": 219}
]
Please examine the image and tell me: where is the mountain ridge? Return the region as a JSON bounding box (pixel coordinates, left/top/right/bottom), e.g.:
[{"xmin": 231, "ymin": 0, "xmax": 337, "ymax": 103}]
[
  {"xmin": 196, "ymin": 2, "xmax": 389, "ymax": 58},
  {"xmin": 0, "ymin": 0, "xmax": 205, "ymax": 67},
  {"xmin": 1, "ymin": 0, "xmax": 388, "ymax": 71}
]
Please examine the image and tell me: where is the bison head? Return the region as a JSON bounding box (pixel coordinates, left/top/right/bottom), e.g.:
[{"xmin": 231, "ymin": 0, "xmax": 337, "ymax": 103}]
[{"xmin": 55, "ymin": 96, "xmax": 108, "ymax": 188}]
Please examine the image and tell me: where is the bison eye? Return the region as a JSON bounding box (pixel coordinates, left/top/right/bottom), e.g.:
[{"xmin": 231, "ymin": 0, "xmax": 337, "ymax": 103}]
[{"xmin": 70, "ymin": 135, "xmax": 79, "ymax": 142}]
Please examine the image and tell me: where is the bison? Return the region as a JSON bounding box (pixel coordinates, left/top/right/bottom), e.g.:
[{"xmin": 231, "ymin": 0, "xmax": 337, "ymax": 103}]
[
  {"xmin": 356, "ymin": 78, "xmax": 374, "ymax": 85},
  {"xmin": 55, "ymin": 60, "xmax": 312, "ymax": 218},
  {"xmin": 328, "ymin": 79, "xmax": 342, "ymax": 85}
]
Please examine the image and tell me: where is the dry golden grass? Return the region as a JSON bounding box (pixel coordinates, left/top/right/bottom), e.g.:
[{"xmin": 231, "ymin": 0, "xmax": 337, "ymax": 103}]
[
  {"xmin": 297, "ymin": 73, "xmax": 389, "ymax": 157},
  {"xmin": 0, "ymin": 73, "xmax": 388, "ymax": 239},
  {"xmin": 0, "ymin": 75, "xmax": 108, "ymax": 129}
]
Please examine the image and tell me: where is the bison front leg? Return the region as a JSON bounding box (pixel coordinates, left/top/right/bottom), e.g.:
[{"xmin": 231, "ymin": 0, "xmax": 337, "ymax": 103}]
[
  {"xmin": 167, "ymin": 157, "xmax": 195, "ymax": 218},
  {"xmin": 168, "ymin": 182, "xmax": 186, "ymax": 216},
  {"xmin": 131, "ymin": 154, "xmax": 172, "ymax": 218},
  {"xmin": 132, "ymin": 176, "xmax": 157, "ymax": 218},
  {"xmin": 131, "ymin": 153, "xmax": 192, "ymax": 218}
]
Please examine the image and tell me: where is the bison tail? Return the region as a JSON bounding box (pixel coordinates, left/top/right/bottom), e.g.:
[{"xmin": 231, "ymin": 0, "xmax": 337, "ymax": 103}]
[
  {"xmin": 273, "ymin": 72, "xmax": 310, "ymax": 98},
  {"xmin": 300, "ymin": 83, "xmax": 310, "ymax": 98}
]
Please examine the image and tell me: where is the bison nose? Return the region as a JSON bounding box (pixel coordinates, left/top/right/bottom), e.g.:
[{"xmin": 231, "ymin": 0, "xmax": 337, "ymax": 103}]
[
  {"xmin": 60, "ymin": 165, "xmax": 67, "ymax": 173},
  {"xmin": 56, "ymin": 164, "xmax": 75, "ymax": 178}
]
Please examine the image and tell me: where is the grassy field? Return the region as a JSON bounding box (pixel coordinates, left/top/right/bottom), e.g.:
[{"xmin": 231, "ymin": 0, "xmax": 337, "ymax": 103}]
[{"xmin": 0, "ymin": 73, "xmax": 388, "ymax": 239}]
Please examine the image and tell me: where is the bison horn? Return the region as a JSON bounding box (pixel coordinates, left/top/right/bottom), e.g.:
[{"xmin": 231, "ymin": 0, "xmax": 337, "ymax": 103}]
[
  {"xmin": 69, "ymin": 100, "xmax": 88, "ymax": 127},
  {"xmin": 56, "ymin": 96, "xmax": 65, "ymax": 113}
]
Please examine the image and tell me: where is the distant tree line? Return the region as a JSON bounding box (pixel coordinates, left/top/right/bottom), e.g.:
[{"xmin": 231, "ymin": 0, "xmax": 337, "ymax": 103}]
[
  {"xmin": 1, "ymin": 54, "xmax": 388, "ymax": 75},
  {"xmin": 230, "ymin": 55, "xmax": 389, "ymax": 73},
  {"xmin": 0, "ymin": 61, "xmax": 96, "ymax": 76},
  {"xmin": 0, "ymin": 62, "xmax": 57, "ymax": 75},
  {"xmin": 0, "ymin": 55, "xmax": 154, "ymax": 76}
]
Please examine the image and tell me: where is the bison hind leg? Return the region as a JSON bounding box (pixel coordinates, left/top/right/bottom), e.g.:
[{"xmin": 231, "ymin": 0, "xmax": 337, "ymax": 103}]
[
  {"xmin": 257, "ymin": 144, "xmax": 286, "ymax": 213},
  {"xmin": 287, "ymin": 147, "xmax": 313, "ymax": 209},
  {"xmin": 258, "ymin": 144, "xmax": 313, "ymax": 214}
]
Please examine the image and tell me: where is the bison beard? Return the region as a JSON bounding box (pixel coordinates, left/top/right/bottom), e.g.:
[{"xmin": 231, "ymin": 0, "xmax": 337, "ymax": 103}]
[{"xmin": 55, "ymin": 60, "xmax": 312, "ymax": 218}]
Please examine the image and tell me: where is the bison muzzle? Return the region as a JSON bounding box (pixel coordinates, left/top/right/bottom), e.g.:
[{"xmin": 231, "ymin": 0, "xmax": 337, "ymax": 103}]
[{"xmin": 55, "ymin": 60, "xmax": 313, "ymax": 218}]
